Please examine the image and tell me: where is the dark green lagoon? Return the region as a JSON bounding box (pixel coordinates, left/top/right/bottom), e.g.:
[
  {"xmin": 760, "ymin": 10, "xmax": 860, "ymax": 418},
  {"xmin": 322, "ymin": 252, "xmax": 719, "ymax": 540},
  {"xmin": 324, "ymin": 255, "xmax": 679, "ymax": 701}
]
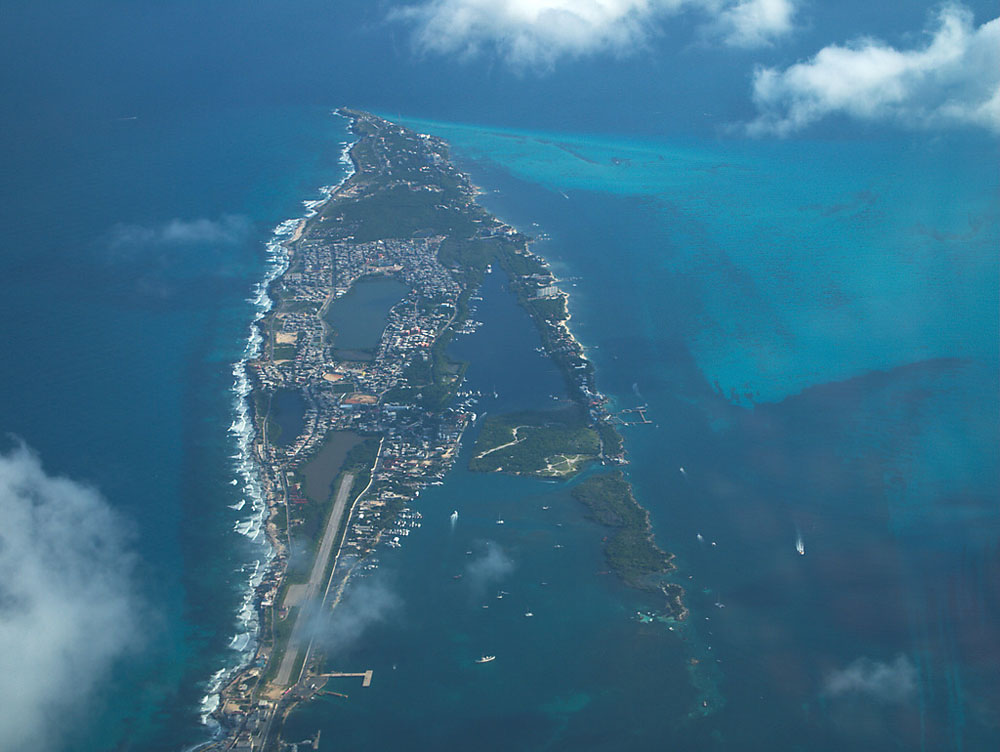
[
  {"xmin": 324, "ymin": 276, "xmax": 409, "ymax": 357},
  {"xmin": 303, "ymin": 431, "xmax": 364, "ymax": 505}
]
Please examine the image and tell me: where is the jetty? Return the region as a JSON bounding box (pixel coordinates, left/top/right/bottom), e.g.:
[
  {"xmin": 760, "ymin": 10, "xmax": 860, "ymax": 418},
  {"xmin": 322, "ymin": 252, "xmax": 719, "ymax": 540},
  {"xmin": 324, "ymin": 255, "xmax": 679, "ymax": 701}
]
[{"xmin": 317, "ymin": 670, "xmax": 374, "ymax": 688}]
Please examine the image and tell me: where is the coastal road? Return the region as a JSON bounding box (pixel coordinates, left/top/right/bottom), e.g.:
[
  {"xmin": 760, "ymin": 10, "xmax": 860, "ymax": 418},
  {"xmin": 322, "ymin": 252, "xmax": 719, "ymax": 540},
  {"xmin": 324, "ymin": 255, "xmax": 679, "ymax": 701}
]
[{"xmin": 275, "ymin": 471, "xmax": 355, "ymax": 686}]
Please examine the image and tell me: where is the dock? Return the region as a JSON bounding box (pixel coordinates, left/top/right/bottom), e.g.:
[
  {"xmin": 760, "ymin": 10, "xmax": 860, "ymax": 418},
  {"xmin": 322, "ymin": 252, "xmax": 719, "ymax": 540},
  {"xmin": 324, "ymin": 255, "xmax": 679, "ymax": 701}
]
[
  {"xmin": 617, "ymin": 405, "xmax": 652, "ymax": 425},
  {"xmin": 318, "ymin": 670, "xmax": 373, "ymax": 687}
]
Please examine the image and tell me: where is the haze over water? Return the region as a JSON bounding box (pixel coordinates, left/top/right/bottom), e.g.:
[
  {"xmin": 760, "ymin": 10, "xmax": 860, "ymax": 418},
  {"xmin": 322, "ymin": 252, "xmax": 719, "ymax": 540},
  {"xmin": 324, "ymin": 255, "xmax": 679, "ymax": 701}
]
[{"xmin": 1, "ymin": 0, "xmax": 997, "ymax": 749}]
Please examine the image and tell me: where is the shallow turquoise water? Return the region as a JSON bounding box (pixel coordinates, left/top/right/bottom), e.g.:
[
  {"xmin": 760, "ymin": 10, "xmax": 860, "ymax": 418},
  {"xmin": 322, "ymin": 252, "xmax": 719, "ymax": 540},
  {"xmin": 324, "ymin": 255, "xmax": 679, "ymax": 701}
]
[
  {"xmin": 1, "ymin": 101, "xmax": 994, "ymax": 749},
  {"xmin": 283, "ymin": 118, "xmax": 999, "ymax": 750},
  {"xmin": 3, "ymin": 1, "xmax": 997, "ymax": 748},
  {"xmin": 412, "ymin": 120, "xmax": 999, "ymax": 403}
]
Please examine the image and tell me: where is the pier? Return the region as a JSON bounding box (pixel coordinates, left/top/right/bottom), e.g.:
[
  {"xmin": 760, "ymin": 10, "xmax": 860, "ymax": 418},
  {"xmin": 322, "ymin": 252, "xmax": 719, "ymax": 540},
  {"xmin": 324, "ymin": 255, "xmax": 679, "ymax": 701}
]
[
  {"xmin": 616, "ymin": 405, "xmax": 652, "ymax": 425},
  {"xmin": 317, "ymin": 669, "xmax": 373, "ymax": 687}
]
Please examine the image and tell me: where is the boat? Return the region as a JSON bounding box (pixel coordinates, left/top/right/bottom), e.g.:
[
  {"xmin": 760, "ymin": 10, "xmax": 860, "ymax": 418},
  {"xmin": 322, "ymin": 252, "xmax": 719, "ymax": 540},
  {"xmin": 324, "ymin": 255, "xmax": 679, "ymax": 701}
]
[
  {"xmin": 796, "ymin": 535, "xmax": 805, "ymax": 555},
  {"xmin": 496, "ymin": 515, "xmax": 504, "ymax": 525},
  {"xmin": 475, "ymin": 655, "xmax": 496, "ymax": 664},
  {"xmin": 524, "ymin": 611, "xmax": 533, "ymax": 617}
]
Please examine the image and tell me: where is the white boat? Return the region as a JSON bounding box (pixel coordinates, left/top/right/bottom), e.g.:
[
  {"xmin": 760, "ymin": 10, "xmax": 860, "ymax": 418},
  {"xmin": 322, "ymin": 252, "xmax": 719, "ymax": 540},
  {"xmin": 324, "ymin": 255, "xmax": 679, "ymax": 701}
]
[
  {"xmin": 796, "ymin": 534, "xmax": 805, "ymax": 555},
  {"xmin": 475, "ymin": 655, "xmax": 496, "ymax": 664}
]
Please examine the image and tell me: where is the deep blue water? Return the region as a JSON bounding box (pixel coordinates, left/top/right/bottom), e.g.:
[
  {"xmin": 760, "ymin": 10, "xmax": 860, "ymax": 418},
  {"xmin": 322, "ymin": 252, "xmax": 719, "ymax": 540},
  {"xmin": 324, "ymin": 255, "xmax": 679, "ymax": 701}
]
[
  {"xmin": 0, "ymin": 106, "xmax": 354, "ymax": 750},
  {"xmin": 0, "ymin": 1, "xmax": 997, "ymax": 749},
  {"xmin": 1, "ymin": 108, "xmax": 996, "ymax": 750},
  {"xmin": 395, "ymin": 124, "xmax": 1000, "ymax": 749},
  {"xmin": 281, "ymin": 119, "xmax": 998, "ymax": 751}
]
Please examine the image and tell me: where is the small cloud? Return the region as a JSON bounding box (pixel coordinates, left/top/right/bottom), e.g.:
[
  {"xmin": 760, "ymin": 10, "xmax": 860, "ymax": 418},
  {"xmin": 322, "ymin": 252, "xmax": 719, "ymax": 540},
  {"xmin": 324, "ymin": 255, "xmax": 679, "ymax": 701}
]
[
  {"xmin": 0, "ymin": 443, "xmax": 142, "ymax": 749},
  {"xmin": 748, "ymin": 4, "xmax": 1000, "ymax": 135},
  {"xmin": 101, "ymin": 215, "xmax": 254, "ymax": 299},
  {"xmin": 712, "ymin": 0, "xmax": 797, "ymax": 48},
  {"xmin": 310, "ymin": 579, "xmax": 401, "ymax": 655},
  {"xmin": 107, "ymin": 215, "xmax": 251, "ymax": 256},
  {"xmin": 465, "ymin": 541, "xmax": 515, "ymax": 592},
  {"xmin": 824, "ymin": 655, "xmax": 918, "ymax": 703},
  {"xmin": 390, "ymin": 0, "xmax": 799, "ymax": 69}
]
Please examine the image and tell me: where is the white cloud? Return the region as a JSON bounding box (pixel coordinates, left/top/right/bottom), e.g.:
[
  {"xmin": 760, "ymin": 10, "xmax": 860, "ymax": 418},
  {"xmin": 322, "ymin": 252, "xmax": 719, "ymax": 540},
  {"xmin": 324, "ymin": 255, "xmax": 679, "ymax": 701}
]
[
  {"xmin": 748, "ymin": 4, "xmax": 1000, "ymax": 135},
  {"xmin": 109, "ymin": 215, "xmax": 251, "ymax": 251},
  {"xmin": 824, "ymin": 655, "xmax": 918, "ymax": 702},
  {"xmin": 0, "ymin": 444, "xmax": 141, "ymax": 749},
  {"xmin": 391, "ymin": 0, "xmax": 797, "ymax": 67},
  {"xmin": 714, "ymin": 0, "xmax": 796, "ymax": 48},
  {"xmin": 310, "ymin": 579, "xmax": 401, "ymax": 655},
  {"xmin": 465, "ymin": 541, "xmax": 515, "ymax": 592}
]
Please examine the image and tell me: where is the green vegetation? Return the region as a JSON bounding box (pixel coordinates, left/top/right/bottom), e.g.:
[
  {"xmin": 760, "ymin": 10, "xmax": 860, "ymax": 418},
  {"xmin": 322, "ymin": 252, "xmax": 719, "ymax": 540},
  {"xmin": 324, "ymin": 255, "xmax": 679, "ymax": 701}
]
[
  {"xmin": 596, "ymin": 421, "xmax": 624, "ymax": 458},
  {"xmin": 469, "ymin": 407, "xmax": 599, "ymax": 478},
  {"xmin": 498, "ymin": 243, "xmax": 545, "ymax": 277},
  {"xmin": 280, "ymin": 300, "xmax": 320, "ymax": 314},
  {"xmin": 322, "ymin": 116, "xmax": 488, "ymax": 243},
  {"xmin": 438, "ymin": 236, "xmax": 500, "ymax": 285},
  {"xmin": 342, "ymin": 439, "xmax": 380, "ymax": 501},
  {"xmin": 326, "ymin": 382, "xmax": 355, "ymax": 394},
  {"xmin": 272, "ymin": 344, "xmax": 297, "ymax": 361},
  {"xmin": 525, "ymin": 294, "xmax": 568, "ymax": 324},
  {"xmin": 570, "ymin": 471, "xmax": 675, "ymax": 589}
]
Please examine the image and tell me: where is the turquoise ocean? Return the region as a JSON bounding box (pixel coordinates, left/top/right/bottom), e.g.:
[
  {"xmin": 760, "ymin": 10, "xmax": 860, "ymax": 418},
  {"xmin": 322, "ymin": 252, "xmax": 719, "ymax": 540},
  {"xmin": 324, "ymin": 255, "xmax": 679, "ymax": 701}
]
[
  {"xmin": 281, "ymin": 119, "xmax": 998, "ymax": 750},
  {"xmin": 0, "ymin": 1, "xmax": 997, "ymax": 746},
  {"xmin": 0, "ymin": 101, "xmax": 996, "ymax": 751}
]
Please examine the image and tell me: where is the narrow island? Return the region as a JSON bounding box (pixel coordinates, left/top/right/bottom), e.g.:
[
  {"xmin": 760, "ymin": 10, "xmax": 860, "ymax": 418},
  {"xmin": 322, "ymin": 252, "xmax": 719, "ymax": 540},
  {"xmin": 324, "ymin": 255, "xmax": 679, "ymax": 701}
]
[
  {"xmin": 203, "ymin": 110, "xmax": 683, "ymax": 752},
  {"xmin": 571, "ymin": 472, "xmax": 686, "ymax": 616},
  {"xmin": 469, "ymin": 406, "xmax": 600, "ymax": 477}
]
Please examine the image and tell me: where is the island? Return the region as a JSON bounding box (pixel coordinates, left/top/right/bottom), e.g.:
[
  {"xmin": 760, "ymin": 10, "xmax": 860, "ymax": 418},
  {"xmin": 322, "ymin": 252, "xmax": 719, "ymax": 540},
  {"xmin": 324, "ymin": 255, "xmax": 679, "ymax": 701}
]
[
  {"xmin": 202, "ymin": 110, "xmax": 683, "ymax": 752},
  {"xmin": 469, "ymin": 407, "xmax": 600, "ymax": 477},
  {"xmin": 571, "ymin": 472, "xmax": 686, "ymax": 616}
]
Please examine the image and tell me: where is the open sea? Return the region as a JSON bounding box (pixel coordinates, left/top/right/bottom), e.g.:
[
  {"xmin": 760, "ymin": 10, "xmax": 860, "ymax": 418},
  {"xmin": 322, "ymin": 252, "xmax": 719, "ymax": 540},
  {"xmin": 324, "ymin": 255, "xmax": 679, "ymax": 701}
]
[
  {"xmin": 280, "ymin": 120, "xmax": 999, "ymax": 751},
  {"xmin": 0, "ymin": 4, "xmax": 997, "ymax": 746}
]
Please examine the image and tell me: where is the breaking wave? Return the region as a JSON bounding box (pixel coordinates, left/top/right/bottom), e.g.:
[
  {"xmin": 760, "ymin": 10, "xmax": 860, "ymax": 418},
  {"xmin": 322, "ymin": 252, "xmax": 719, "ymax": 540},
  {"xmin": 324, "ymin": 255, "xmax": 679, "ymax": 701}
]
[{"xmin": 191, "ymin": 120, "xmax": 357, "ymax": 740}]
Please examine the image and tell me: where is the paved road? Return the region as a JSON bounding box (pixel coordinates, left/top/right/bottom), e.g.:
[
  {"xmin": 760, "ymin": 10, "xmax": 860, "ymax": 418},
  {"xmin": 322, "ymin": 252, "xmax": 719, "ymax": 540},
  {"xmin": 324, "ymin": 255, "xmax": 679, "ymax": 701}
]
[{"xmin": 275, "ymin": 471, "xmax": 355, "ymax": 686}]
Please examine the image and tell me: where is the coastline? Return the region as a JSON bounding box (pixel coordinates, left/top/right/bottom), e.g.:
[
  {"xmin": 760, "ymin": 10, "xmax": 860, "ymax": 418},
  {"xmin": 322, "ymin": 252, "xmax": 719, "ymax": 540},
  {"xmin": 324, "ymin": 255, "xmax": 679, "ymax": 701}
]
[
  {"xmin": 194, "ymin": 125, "xmax": 357, "ymax": 746},
  {"xmin": 201, "ymin": 109, "xmax": 683, "ymax": 750}
]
